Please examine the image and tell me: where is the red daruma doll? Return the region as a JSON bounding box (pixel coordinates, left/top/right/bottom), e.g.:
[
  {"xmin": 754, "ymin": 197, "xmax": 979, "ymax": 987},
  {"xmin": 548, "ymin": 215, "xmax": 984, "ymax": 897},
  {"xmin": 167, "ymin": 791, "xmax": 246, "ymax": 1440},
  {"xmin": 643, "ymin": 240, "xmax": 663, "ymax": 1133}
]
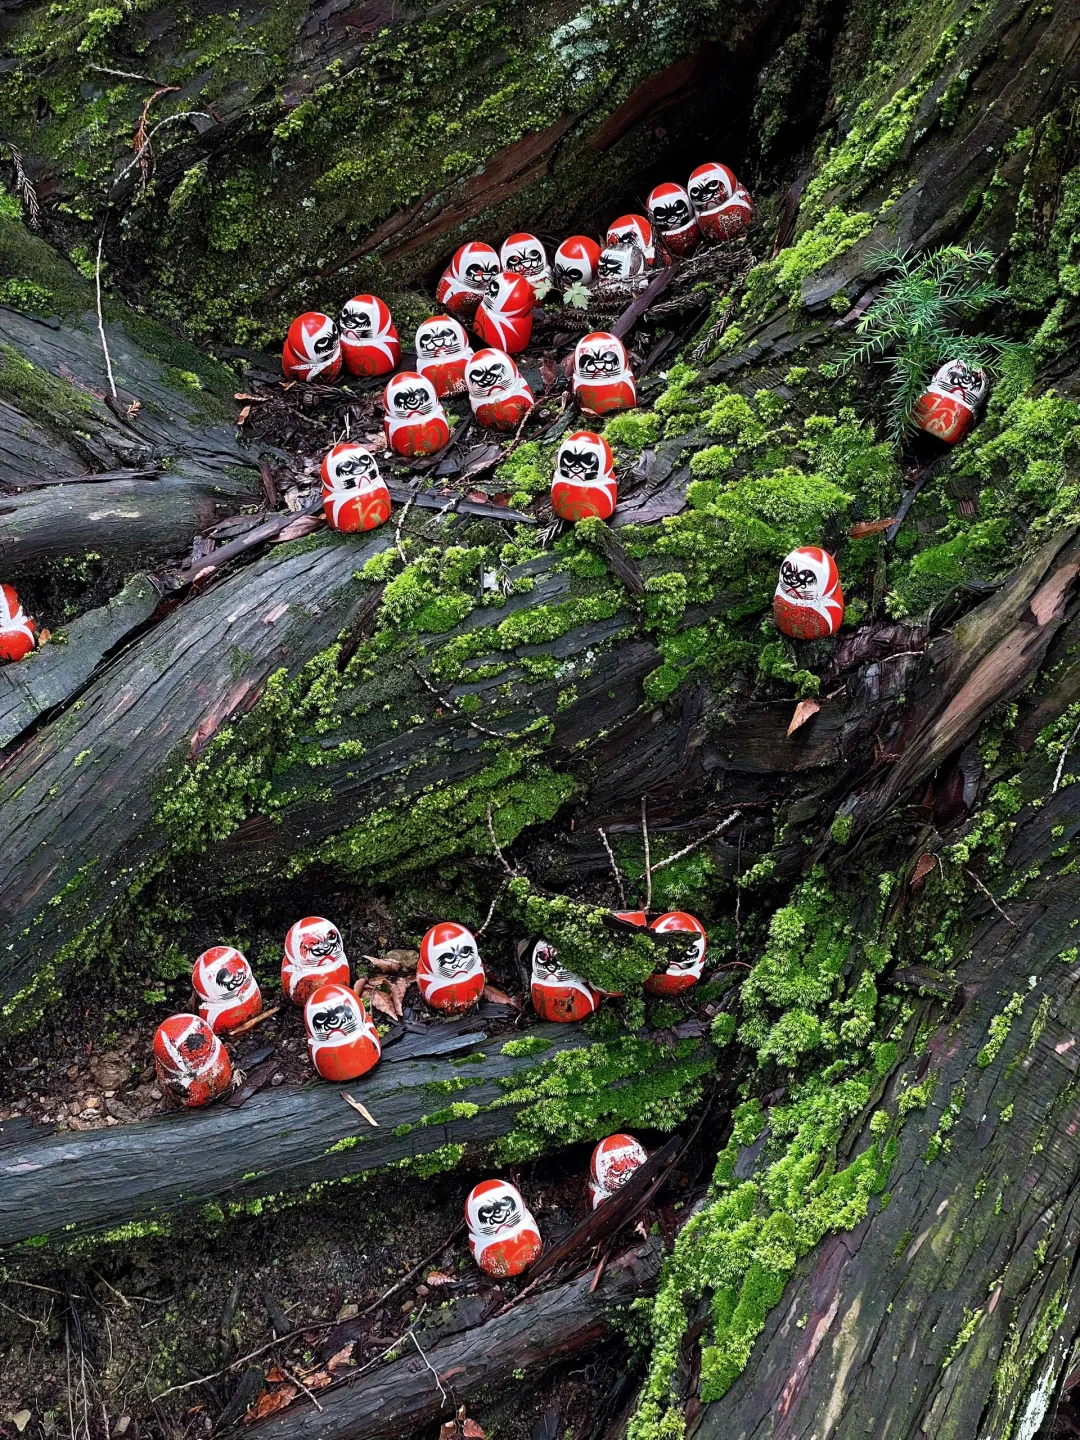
[
  {"xmin": 321, "ymin": 442, "xmax": 391, "ymax": 533},
  {"xmin": 465, "ymin": 348, "xmax": 534, "ymax": 432},
  {"xmin": 773, "ymin": 547, "xmax": 844, "ymax": 640},
  {"xmin": 192, "ymin": 945, "xmax": 262, "ymax": 1035},
  {"xmin": 550, "ymin": 431, "xmax": 617, "ymax": 523},
  {"xmin": 500, "ymin": 233, "xmax": 552, "ymax": 295},
  {"xmin": 474, "ymin": 271, "xmax": 534, "ymax": 354},
  {"xmin": 383, "ymin": 372, "xmax": 451, "ymax": 459},
  {"xmin": 647, "ymin": 182, "xmax": 699, "ymax": 258},
  {"xmin": 573, "ymin": 332, "xmax": 636, "ymax": 417},
  {"xmin": 606, "ymin": 213, "xmax": 655, "ymax": 266},
  {"xmin": 0, "ymin": 584, "xmax": 35, "ymax": 662},
  {"xmin": 304, "ymin": 981, "xmax": 381, "ymax": 1082},
  {"xmin": 530, "ymin": 939, "xmax": 598, "ymax": 1022},
  {"xmin": 589, "ymin": 1132, "xmax": 648, "ymax": 1209},
  {"xmin": 645, "ymin": 911, "xmax": 707, "ymax": 996},
  {"xmin": 417, "ymin": 922, "xmax": 485, "ymax": 1013},
  {"xmin": 281, "ymin": 916, "xmax": 350, "ymax": 1005},
  {"xmin": 911, "ymin": 360, "xmax": 989, "ymax": 445},
  {"xmin": 414, "ymin": 314, "xmax": 473, "ymax": 398},
  {"xmin": 338, "ymin": 295, "xmax": 401, "ymax": 378},
  {"xmin": 153, "ymin": 1014, "xmax": 232, "ymax": 1109},
  {"xmin": 466, "ymin": 1179, "xmax": 542, "ymax": 1277},
  {"xmin": 282, "ymin": 311, "xmax": 342, "ymax": 383},
  {"xmin": 436, "ymin": 241, "xmax": 501, "ymax": 321},
  {"xmin": 553, "ymin": 236, "xmax": 602, "ymax": 291}
]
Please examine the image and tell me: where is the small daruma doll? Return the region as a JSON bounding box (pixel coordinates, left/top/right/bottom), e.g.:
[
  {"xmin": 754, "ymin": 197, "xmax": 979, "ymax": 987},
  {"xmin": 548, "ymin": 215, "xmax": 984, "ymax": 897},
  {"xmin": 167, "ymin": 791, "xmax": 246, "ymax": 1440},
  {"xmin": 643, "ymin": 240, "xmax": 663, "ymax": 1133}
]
[
  {"xmin": 437, "ymin": 241, "xmax": 501, "ymax": 321},
  {"xmin": 500, "ymin": 233, "xmax": 552, "ymax": 294},
  {"xmin": 550, "ymin": 431, "xmax": 617, "ymax": 523},
  {"xmin": 597, "ymin": 244, "xmax": 646, "ymax": 289},
  {"xmin": 466, "ymin": 1179, "xmax": 543, "ymax": 1277},
  {"xmin": 606, "ymin": 214, "xmax": 655, "ymax": 266},
  {"xmin": 708, "ymin": 183, "xmax": 754, "ymax": 241},
  {"xmin": 192, "ymin": 946, "xmax": 262, "ymax": 1035},
  {"xmin": 417, "ymin": 922, "xmax": 485, "ymax": 1013},
  {"xmin": 589, "ymin": 1133, "xmax": 648, "ymax": 1209},
  {"xmin": 687, "ymin": 161, "xmax": 738, "ymax": 242},
  {"xmin": 0, "ymin": 584, "xmax": 35, "ymax": 663},
  {"xmin": 338, "ymin": 295, "xmax": 401, "ymax": 378},
  {"xmin": 153, "ymin": 1014, "xmax": 232, "ymax": 1109},
  {"xmin": 465, "ymin": 349, "xmax": 535, "ymax": 431},
  {"xmin": 321, "ymin": 442, "xmax": 391, "ymax": 533},
  {"xmin": 573, "ymin": 332, "xmax": 636, "ymax": 417},
  {"xmin": 281, "ymin": 916, "xmax": 350, "ymax": 1006},
  {"xmin": 647, "ymin": 182, "xmax": 699, "ymax": 257},
  {"xmin": 383, "ymin": 372, "xmax": 451, "ymax": 458},
  {"xmin": 773, "ymin": 547, "xmax": 844, "ymax": 640},
  {"xmin": 554, "ymin": 236, "xmax": 602, "ymax": 291},
  {"xmin": 414, "ymin": 314, "xmax": 473, "ymax": 397},
  {"xmin": 304, "ymin": 981, "xmax": 381, "ymax": 1082},
  {"xmin": 911, "ymin": 360, "xmax": 989, "ymax": 445},
  {"xmin": 282, "ymin": 311, "xmax": 342, "ymax": 383},
  {"xmin": 474, "ymin": 271, "xmax": 534, "ymax": 354},
  {"xmin": 646, "ymin": 911, "xmax": 707, "ymax": 996},
  {"xmin": 530, "ymin": 939, "xmax": 598, "ymax": 1023}
]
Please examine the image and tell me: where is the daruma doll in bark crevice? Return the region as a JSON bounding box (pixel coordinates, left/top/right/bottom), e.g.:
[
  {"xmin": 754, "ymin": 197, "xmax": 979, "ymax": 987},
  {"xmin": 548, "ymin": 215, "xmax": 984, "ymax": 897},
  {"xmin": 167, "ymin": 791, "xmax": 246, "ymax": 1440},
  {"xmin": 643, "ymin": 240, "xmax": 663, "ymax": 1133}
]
[
  {"xmin": 466, "ymin": 1179, "xmax": 542, "ymax": 1277},
  {"xmin": 550, "ymin": 430, "xmax": 617, "ymax": 523},
  {"xmin": 773, "ymin": 546, "xmax": 844, "ymax": 640},
  {"xmin": 417, "ymin": 921, "xmax": 485, "ymax": 1013},
  {"xmin": 589, "ymin": 1132, "xmax": 649, "ymax": 1208},
  {"xmin": 644, "ymin": 911, "xmax": 707, "ymax": 996},
  {"xmin": 282, "ymin": 311, "xmax": 341, "ymax": 382},
  {"xmin": 321, "ymin": 442, "xmax": 391, "ymax": 533},
  {"xmin": 529, "ymin": 939, "xmax": 599, "ymax": 1022}
]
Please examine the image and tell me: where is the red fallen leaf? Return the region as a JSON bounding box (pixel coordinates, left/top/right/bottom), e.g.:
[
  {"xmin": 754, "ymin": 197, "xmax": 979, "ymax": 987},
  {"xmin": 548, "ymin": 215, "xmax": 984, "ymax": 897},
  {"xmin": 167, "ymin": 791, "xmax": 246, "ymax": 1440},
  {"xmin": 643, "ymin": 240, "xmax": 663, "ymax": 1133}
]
[
  {"xmin": 326, "ymin": 1342, "xmax": 356, "ymax": 1371},
  {"xmin": 265, "ymin": 1366, "xmax": 287, "ymax": 1383},
  {"xmin": 483, "ymin": 985, "xmax": 523, "ymax": 1010},
  {"xmin": 272, "ymin": 514, "xmax": 325, "ymax": 543},
  {"xmin": 491, "ymin": 492, "xmax": 512, "ymax": 507},
  {"xmin": 465, "ymin": 489, "xmax": 488, "ymax": 504},
  {"xmin": 463, "ymin": 1422, "xmax": 486, "ymax": 1439},
  {"xmin": 439, "ymin": 1424, "xmax": 458, "ymax": 1440},
  {"xmin": 353, "ymin": 977, "xmax": 368, "ymax": 997},
  {"xmin": 911, "ymin": 852, "xmax": 937, "ymax": 889},
  {"xmin": 301, "ymin": 1369, "xmax": 333, "ymax": 1390},
  {"xmin": 787, "ymin": 698, "xmax": 821, "ymax": 736},
  {"xmin": 236, "ymin": 406, "xmax": 252, "ymax": 425},
  {"xmin": 425, "ymin": 1270, "xmax": 456, "ymax": 1287},
  {"xmin": 848, "ymin": 518, "xmax": 896, "ymax": 538},
  {"xmin": 245, "ymin": 1385, "xmax": 296, "ymax": 1422},
  {"xmin": 540, "ymin": 355, "xmax": 558, "ymax": 393}
]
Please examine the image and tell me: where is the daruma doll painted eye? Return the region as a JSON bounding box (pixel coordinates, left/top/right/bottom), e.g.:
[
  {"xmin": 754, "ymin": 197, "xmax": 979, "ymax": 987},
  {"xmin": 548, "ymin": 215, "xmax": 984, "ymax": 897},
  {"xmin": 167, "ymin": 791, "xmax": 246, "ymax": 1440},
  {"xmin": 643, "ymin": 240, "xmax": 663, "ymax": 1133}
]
[
  {"xmin": 153, "ymin": 1014, "xmax": 232, "ymax": 1108},
  {"xmin": 281, "ymin": 916, "xmax": 350, "ymax": 1005},
  {"xmin": 282, "ymin": 311, "xmax": 341, "ymax": 383},
  {"xmin": 304, "ymin": 981, "xmax": 381, "ymax": 1082},
  {"xmin": 417, "ymin": 921, "xmax": 485, "ymax": 1013},
  {"xmin": 192, "ymin": 945, "xmax": 262, "ymax": 1035},
  {"xmin": 321, "ymin": 442, "xmax": 391, "ymax": 533},
  {"xmin": 773, "ymin": 547, "xmax": 844, "ymax": 640},
  {"xmin": 644, "ymin": 911, "xmax": 707, "ymax": 996},
  {"xmin": 550, "ymin": 430, "xmax": 617, "ymax": 523},
  {"xmin": 910, "ymin": 361, "xmax": 989, "ymax": 445},
  {"xmin": 466, "ymin": 1179, "xmax": 542, "ymax": 1276}
]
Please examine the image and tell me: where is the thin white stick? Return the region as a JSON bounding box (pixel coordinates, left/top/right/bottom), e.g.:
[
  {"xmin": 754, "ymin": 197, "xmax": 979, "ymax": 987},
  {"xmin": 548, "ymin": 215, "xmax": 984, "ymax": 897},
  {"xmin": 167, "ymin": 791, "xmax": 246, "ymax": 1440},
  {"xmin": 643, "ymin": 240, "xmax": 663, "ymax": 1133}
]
[
  {"xmin": 1053, "ymin": 717, "xmax": 1080, "ymax": 794},
  {"xmin": 641, "ymin": 796, "xmax": 652, "ymax": 911},
  {"xmin": 487, "ymin": 803, "xmax": 515, "ymax": 876},
  {"xmin": 410, "ymin": 1330, "xmax": 450, "ymax": 1406},
  {"xmin": 965, "ymin": 868, "xmax": 1018, "ymax": 928},
  {"xmin": 283, "ymin": 1364, "xmax": 324, "ymax": 1413},
  {"xmin": 649, "ymin": 811, "xmax": 744, "ymax": 874},
  {"xmin": 598, "ymin": 827, "xmax": 627, "ymax": 908},
  {"xmin": 477, "ymin": 876, "xmax": 508, "ymax": 936},
  {"xmin": 395, "ymin": 494, "xmax": 414, "ymax": 564},
  {"xmin": 95, "ymin": 227, "xmax": 117, "ymax": 399}
]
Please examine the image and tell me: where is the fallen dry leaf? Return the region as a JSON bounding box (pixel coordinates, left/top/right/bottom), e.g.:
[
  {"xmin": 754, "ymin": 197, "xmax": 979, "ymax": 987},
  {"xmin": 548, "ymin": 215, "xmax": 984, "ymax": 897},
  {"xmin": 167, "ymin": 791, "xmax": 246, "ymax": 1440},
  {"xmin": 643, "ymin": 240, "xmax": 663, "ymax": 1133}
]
[
  {"xmin": 12, "ymin": 1411, "xmax": 31, "ymax": 1434},
  {"xmin": 425, "ymin": 1270, "xmax": 456, "ymax": 1287},
  {"xmin": 491, "ymin": 492, "xmax": 512, "ymax": 507},
  {"xmin": 910, "ymin": 852, "xmax": 938, "ymax": 889},
  {"xmin": 462, "ymin": 1421, "xmax": 486, "ymax": 1439},
  {"xmin": 245, "ymin": 1385, "xmax": 295, "ymax": 1422},
  {"xmin": 272, "ymin": 514, "xmax": 324, "ymax": 543},
  {"xmin": 265, "ymin": 1366, "xmax": 288, "ymax": 1384},
  {"xmin": 341, "ymin": 1092, "xmax": 379, "ymax": 1127},
  {"xmin": 236, "ymin": 405, "xmax": 251, "ymax": 425},
  {"xmin": 366, "ymin": 955, "xmax": 403, "ymax": 973},
  {"xmin": 299, "ymin": 1369, "xmax": 333, "ymax": 1391},
  {"xmin": 439, "ymin": 1424, "xmax": 458, "ymax": 1440},
  {"xmin": 353, "ymin": 977, "xmax": 368, "ymax": 997},
  {"xmin": 787, "ymin": 698, "xmax": 821, "ymax": 736},
  {"xmin": 368, "ymin": 986, "xmax": 401, "ymax": 1021},
  {"xmin": 327, "ymin": 1342, "xmax": 356, "ymax": 1371},
  {"xmin": 848, "ymin": 518, "xmax": 896, "ymax": 538},
  {"xmin": 38, "ymin": 628, "xmax": 52, "ymax": 646},
  {"xmin": 483, "ymin": 985, "xmax": 523, "ymax": 1010},
  {"xmin": 385, "ymin": 948, "xmax": 419, "ymax": 971},
  {"xmin": 389, "ymin": 976, "xmax": 411, "ymax": 1012}
]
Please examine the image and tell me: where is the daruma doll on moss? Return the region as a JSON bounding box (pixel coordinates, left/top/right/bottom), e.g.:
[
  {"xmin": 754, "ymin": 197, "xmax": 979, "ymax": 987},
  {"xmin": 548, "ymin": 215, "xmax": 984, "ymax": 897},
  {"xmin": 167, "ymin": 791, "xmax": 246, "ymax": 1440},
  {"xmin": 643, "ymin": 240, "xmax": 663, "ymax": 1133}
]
[
  {"xmin": 572, "ymin": 332, "xmax": 636, "ymax": 417},
  {"xmin": 550, "ymin": 431, "xmax": 617, "ymax": 522},
  {"xmin": 773, "ymin": 547, "xmax": 844, "ymax": 640},
  {"xmin": 645, "ymin": 911, "xmax": 707, "ymax": 996}
]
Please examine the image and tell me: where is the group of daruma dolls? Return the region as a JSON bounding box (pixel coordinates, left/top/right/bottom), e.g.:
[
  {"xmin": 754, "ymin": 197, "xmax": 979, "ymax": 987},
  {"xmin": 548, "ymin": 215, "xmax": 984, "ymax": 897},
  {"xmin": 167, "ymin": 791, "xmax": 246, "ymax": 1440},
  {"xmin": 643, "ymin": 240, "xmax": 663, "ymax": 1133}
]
[
  {"xmin": 467, "ymin": 1130, "xmax": 650, "ymax": 1277},
  {"xmin": 151, "ymin": 909, "xmax": 711, "ymax": 1108}
]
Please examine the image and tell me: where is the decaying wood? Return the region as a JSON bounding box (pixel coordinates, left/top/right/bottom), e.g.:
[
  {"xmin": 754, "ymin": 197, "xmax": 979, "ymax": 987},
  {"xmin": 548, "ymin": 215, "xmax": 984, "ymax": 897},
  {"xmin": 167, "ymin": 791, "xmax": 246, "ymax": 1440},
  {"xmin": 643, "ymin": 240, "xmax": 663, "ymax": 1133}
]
[
  {"xmin": 0, "ymin": 1023, "xmax": 592, "ymax": 1248},
  {"xmin": 242, "ymin": 1239, "xmax": 663, "ymax": 1440}
]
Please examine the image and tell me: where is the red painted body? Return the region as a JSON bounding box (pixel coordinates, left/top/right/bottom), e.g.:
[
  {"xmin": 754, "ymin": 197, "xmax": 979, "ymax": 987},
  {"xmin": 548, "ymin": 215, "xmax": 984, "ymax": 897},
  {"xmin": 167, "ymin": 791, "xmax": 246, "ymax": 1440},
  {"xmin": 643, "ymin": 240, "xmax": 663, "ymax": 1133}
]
[
  {"xmin": 647, "ymin": 183, "xmax": 700, "ymax": 257},
  {"xmin": 553, "ymin": 236, "xmax": 602, "ymax": 291},
  {"xmin": 383, "ymin": 372, "xmax": 451, "ymax": 458},
  {"xmin": 437, "ymin": 242, "xmax": 501, "ymax": 320},
  {"xmin": 281, "ymin": 915, "xmax": 350, "ymax": 1005},
  {"xmin": 606, "ymin": 213, "xmax": 655, "ymax": 265},
  {"xmin": 418, "ymin": 921, "xmax": 486, "ymax": 1013},
  {"xmin": 282, "ymin": 312, "xmax": 341, "ymax": 382},
  {"xmin": 466, "ymin": 1179, "xmax": 543, "ymax": 1277},
  {"xmin": 550, "ymin": 430, "xmax": 617, "ymax": 522},
  {"xmin": 645, "ymin": 911, "xmax": 707, "ymax": 996},
  {"xmin": 466, "ymin": 349, "xmax": 535, "ymax": 432},
  {"xmin": 529, "ymin": 940, "xmax": 599, "ymax": 1022},
  {"xmin": 589, "ymin": 1132, "xmax": 648, "ymax": 1208},
  {"xmin": 305, "ymin": 981, "xmax": 381, "ymax": 1082},
  {"xmin": 573, "ymin": 332, "xmax": 636, "ymax": 418},
  {"xmin": 773, "ymin": 546, "xmax": 844, "ymax": 640},
  {"xmin": 415, "ymin": 315, "xmax": 472, "ymax": 397},
  {"xmin": 911, "ymin": 361, "xmax": 989, "ymax": 444},
  {"xmin": 698, "ymin": 185, "xmax": 754, "ymax": 242},
  {"xmin": 321, "ymin": 442, "xmax": 391, "ymax": 532},
  {"xmin": 192, "ymin": 945, "xmax": 262, "ymax": 1034},
  {"xmin": 0, "ymin": 583, "xmax": 35, "ymax": 662},
  {"xmin": 338, "ymin": 295, "xmax": 400, "ymax": 378},
  {"xmin": 500, "ymin": 233, "xmax": 551, "ymax": 293},
  {"xmin": 153, "ymin": 1014, "xmax": 231, "ymax": 1108}
]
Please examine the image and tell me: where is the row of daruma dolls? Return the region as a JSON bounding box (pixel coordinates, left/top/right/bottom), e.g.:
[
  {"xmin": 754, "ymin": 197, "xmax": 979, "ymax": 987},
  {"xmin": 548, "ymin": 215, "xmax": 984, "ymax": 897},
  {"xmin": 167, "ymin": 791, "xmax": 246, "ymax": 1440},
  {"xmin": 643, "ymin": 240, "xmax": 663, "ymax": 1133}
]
[
  {"xmin": 151, "ymin": 911, "xmax": 707, "ymax": 1108},
  {"xmin": 466, "ymin": 1130, "xmax": 650, "ymax": 1277}
]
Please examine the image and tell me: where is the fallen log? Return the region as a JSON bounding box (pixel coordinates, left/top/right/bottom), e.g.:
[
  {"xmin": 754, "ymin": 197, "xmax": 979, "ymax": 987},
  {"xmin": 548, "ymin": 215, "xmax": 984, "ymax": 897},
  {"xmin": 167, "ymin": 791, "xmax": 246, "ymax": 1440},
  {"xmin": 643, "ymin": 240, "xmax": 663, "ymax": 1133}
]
[
  {"xmin": 0, "ymin": 1023, "xmax": 592, "ymax": 1248},
  {"xmin": 242, "ymin": 1238, "xmax": 663, "ymax": 1440}
]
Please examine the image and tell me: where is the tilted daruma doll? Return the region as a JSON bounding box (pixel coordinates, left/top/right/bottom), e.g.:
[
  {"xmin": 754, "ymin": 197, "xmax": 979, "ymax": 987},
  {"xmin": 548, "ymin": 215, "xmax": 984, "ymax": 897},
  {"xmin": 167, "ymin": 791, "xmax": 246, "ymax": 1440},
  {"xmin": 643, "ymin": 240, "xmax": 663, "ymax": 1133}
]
[
  {"xmin": 417, "ymin": 921, "xmax": 486, "ymax": 1013},
  {"xmin": 687, "ymin": 161, "xmax": 738, "ymax": 242},
  {"xmin": 589, "ymin": 1132, "xmax": 648, "ymax": 1209},
  {"xmin": 321, "ymin": 442, "xmax": 391, "ymax": 533},
  {"xmin": 500, "ymin": 233, "xmax": 552, "ymax": 295},
  {"xmin": 773, "ymin": 547, "xmax": 844, "ymax": 640},
  {"xmin": 282, "ymin": 311, "xmax": 342, "ymax": 383},
  {"xmin": 606, "ymin": 213, "xmax": 655, "ymax": 266},
  {"xmin": 530, "ymin": 939, "xmax": 599, "ymax": 1022},
  {"xmin": 647, "ymin": 182, "xmax": 700, "ymax": 258},
  {"xmin": 281, "ymin": 915, "xmax": 350, "ymax": 1005},
  {"xmin": 304, "ymin": 981, "xmax": 381, "ymax": 1082},
  {"xmin": 466, "ymin": 1179, "xmax": 542, "ymax": 1277},
  {"xmin": 414, "ymin": 314, "xmax": 473, "ymax": 397},
  {"xmin": 383, "ymin": 372, "xmax": 451, "ymax": 458},
  {"xmin": 436, "ymin": 241, "xmax": 501, "ymax": 321},
  {"xmin": 645, "ymin": 911, "xmax": 707, "ymax": 996},
  {"xmin": 910, "ymin": 360, "xmax": 989, "ymax": 445},
  {"xmin": 0, "ymin": 584, "xmax": 35, "ymax": 663},
  {"xmin": 572, "ymin": 332, "xmax": 636, "ymax": 417},
  {"xmin": 474, "ymin": 271, "xmax": 534, "ymax": 354},
  {"xmin": 338, "ymin": 295, "xmax": 401, "ymax": 378},
  {"xmin": 707, "ymin": 183, "xmax": 754, "ymax": 241},
  {"xmin": 192, "ymin": 945, "xmax": 262, "ymax": 1035},
  {"xmin": 597, "ymin": 244, "xmax": 646, "ymax": 289},
  {"xmin": 554, "ymin": 236, "xmax": 602, "ymax": 291},
  {"xmin": 550, "ymin": 431, "xmax": 617, "ymax": 523},
  {"xmin": 153, "ymin": 1014, "xmax": 232, "ymax": 1108},
  {"xmin": 465, "ymin": 349, "xmax": 535, "ymax": 432}
]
